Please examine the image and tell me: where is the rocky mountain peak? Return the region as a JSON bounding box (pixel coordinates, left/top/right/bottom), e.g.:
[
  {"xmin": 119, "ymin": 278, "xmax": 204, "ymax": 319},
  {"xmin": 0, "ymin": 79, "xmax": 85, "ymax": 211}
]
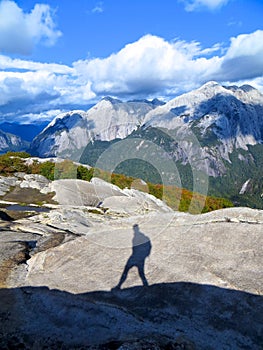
[
  {"xmin": 101, "ymin": 96, "xmax": 122, "ymax": 104},
  {"xmin": 197, "ymin": 80, "xmax": 222, "ymax": 93},
  {"xmin": 43, "ymin": 110, "xmax": 87, "ymax": 130},
  {"xmin": 29, "ymin": 81, "xmax": 263, "ymax": 187},
  {"xmin": 150, "ymin": 97, "xmax": 166, "ymax": 106}
]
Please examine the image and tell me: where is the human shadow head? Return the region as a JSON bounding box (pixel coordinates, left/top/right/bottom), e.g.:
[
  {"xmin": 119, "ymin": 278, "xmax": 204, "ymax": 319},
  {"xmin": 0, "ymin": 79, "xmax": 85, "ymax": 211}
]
[
  {"xmin": 132, "ymin": 224, "xmax": 151, "ymax": 247},
  {"xmin": 113, "ymin": 224, "xmax": 152, "ymax": 290},
  {"xmin": 133, "ymin": 224, "xmax": 140, "ymax": 239}
]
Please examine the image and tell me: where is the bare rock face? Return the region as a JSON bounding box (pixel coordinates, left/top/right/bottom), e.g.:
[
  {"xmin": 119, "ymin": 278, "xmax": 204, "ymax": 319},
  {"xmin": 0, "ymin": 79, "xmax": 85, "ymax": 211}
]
[
  {"xmin": 0, "ymin": 176, "xmax": 18, "ymax": 196},
  {"xmin": 30, "ymin": 99, "xmax": 157, "ymax": 159},
  {"xmin": 0, "ymin": 129, "xmax": 28, "ymax": 153},
  {"xmin": 0, "ymin": 201, "xmax": 262, "ymax": 349},
  {"xmin": 0, "ymin": 173, "xmax": 51, "ymax": 200},
  {"xmin": 49, "ymin": 177, "xmax": 173, "ymax": 214},
  {"xmin": 18, "ymin": 209, "xmax": 262, "ymax": 295}
]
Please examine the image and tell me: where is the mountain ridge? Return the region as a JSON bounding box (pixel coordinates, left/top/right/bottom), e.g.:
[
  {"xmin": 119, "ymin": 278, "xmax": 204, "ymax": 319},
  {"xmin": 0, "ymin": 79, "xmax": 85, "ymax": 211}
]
[
  {"xmin": 30, "ymin": 98, "xmax": 161, "ymax": 158},
  {"xmin": 30, "ymin": 81, "xmax": 263, "ymax": 159},
  {"xmin": 0, "ymin": 129, "xmax": 29, "ymax": 153},
  {"xmin": 25, "ymin": 81, "xmax": 263, "ymax": 208}
]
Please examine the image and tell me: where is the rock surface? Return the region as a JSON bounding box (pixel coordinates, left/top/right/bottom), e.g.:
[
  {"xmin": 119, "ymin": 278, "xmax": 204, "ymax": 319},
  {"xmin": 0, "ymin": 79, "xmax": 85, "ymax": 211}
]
[
  {"xmin": 0, "ymin": 173, "xmax": 51, "ymax": 198},
  {"xmin": 0, "ymin": 197, "xmax": 262, "ymax": 349},
  {"xmin": 16, "ymin": 208, "xmax": 263, "ymax": 295}
]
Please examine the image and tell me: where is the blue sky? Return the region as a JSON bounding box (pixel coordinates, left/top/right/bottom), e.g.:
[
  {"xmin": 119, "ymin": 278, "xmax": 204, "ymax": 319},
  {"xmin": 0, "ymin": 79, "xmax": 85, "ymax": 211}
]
[{"xmin": 0, "ymin": 0, "xmax": 263, "ymax": 123}]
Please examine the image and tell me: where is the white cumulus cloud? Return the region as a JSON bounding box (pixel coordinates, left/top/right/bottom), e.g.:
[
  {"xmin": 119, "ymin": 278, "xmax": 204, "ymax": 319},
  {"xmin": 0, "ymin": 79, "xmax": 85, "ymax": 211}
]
[
  {"xmin": 0, "ymin": 55, "xmax": 73, "ymax": 74},
  {"xmin": 0, "ymin": 0, "xmax": 61, "ymax": 55},
  {"xmin": 180, "ymin": 0, "xmax": 230, "ymax": 11},
  {"xmin": 17, "ymin": 109, "xmax": 64, "ymax": 123},
  {"xmin": 0, "ymin": 56, "xmax": 95, "ymax": 119},
  {"xmin": 74, "ymin": 35, "xmax": 221, "ymax": 96},
  {"xmin": 1, "ymin": 30, "xmax": 263, "ymax": 122},
  {"xmin": 74, "ymin": 31, "xmax": 263, "ymax": 97},
  {"xmin": 216, "ymin": 30, "xmax": 263, "ymax": 81}
]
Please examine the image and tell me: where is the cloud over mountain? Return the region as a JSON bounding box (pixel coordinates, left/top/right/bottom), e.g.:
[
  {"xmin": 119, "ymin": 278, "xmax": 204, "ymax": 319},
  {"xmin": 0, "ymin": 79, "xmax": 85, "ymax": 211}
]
[
  {"xmin": 74, "ymin": 35, "xmax": 220, "ymax": 96},
  {"xmin": 75, "ymin": 30, "xmax": 263, "ymax": 96},
  {"xmin": 217, "ymin": 30, "xmax": 263, "ymax": 81},
  {"xmin": 1, "ymin": 30, "xmax": 263, "ymax": 122}
]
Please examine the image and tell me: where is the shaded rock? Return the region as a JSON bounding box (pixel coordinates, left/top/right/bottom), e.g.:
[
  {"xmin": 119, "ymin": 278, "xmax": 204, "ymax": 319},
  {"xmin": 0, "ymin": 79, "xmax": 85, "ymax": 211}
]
[
  {"xmin": 0, "ymin": 173, "xmax": 54, "ymax": 205},
  {"xmin": 0, "ymin": 210, "xmax": 13, "ymax": 221},
  {"xmin": 0, "ymin": 283, "xmax": 262, "ymax": 349},
  {"xmin": 2, "ymin": 187, "xmax": 55, "ymax": 205}
]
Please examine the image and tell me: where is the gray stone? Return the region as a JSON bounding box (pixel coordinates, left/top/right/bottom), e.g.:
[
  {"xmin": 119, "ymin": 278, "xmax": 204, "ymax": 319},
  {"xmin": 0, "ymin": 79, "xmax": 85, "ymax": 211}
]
[
  {"xmin": 20, "ymin": 174, "xmax": 50, "ymax": 192},
  {"xmin": 0, "ymin": 178, "xmax": 262, "ymax": 349}
]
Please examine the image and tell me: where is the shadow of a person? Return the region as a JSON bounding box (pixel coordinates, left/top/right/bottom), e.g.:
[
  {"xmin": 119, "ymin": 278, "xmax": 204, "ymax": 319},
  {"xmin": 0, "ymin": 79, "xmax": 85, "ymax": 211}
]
[{"xmin": 113, "ymin": 224, "xmax": 152, "ymax": 290}]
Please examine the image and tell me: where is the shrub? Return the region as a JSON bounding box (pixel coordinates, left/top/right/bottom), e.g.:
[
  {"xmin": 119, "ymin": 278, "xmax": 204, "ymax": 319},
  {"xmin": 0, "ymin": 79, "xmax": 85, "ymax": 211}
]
[
  {"xmin": 0, "ymin": 154, "xmax": 28, "ymax": 174},
  {"xmin": 77, "ymin": 166, "xmax": 94, "ymax": 181}
]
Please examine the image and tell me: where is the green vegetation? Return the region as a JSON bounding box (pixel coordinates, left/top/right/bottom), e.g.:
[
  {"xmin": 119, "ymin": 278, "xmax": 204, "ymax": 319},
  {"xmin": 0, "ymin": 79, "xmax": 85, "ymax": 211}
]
[
  {"xmin": 79, "ymin": 125, "xmax": 263, "ymax": 210},
  {"xmin": 191, "ymin": 120, "xmax": 220, "ymax": 147},
  {"xmin": 77, "ymin": 166, "xmax": 94, "ymax": 182},
  {"xmin": 114, "ymin": 159, "xmax": 162, "ymax": 185},
  {"xmin": 0, "ymin": 153, "xmax": 29, "ymax": 174},
  {"xmin": 54, "ymin": 159, "xmax": 77, "ymax": 179},
  {"xmin": 145, "ymin": 184, "xmax": 232, "ymax": 214},
  {"xmin": 29, "ymin": 161, "xmax": 55, "ymax": 180},
  {"xmin": 4, "ymin": 151, "xmax": 31, "ymax": 158},
  {"xmin": 79, "ymin": 139, "xmax": 120, "ymax": 166},
  {"xmin": 0, "ymin": 151, "xmax": 234, "ymax": 214}
]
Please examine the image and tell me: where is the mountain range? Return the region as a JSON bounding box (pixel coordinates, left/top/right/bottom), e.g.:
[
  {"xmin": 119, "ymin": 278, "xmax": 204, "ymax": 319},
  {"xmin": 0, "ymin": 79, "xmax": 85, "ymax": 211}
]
[
  {"xmin": 29, "ymin": 97, "xmax": 164, "ymax": 159},
  {"xmin": 0, "ymin": 129, "xmax": 29, "ymax": 153},
  {"xmin": 2, "ymin": 81, "xmax": 263, "ymax": 208},
  {"xmin": 30, "ymin": 82, "xmax": 263, "ymax": 164}
]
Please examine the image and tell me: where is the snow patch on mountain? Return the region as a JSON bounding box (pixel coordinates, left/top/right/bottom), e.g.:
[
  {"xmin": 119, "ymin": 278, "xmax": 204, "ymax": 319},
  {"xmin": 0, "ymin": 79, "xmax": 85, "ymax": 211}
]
[{"xmin": 239, "ymin": 179, "xmax": 251, "ymax": 195}]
